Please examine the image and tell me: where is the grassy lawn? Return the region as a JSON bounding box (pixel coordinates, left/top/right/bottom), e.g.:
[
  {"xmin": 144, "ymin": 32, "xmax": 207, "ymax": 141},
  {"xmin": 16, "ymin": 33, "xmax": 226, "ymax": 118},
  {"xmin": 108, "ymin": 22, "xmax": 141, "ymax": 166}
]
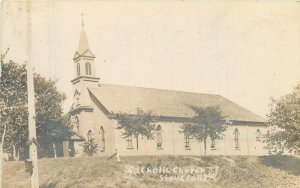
[{"xmin": 3, "ymin": 155, "xmax": 300, "ymax": 188}]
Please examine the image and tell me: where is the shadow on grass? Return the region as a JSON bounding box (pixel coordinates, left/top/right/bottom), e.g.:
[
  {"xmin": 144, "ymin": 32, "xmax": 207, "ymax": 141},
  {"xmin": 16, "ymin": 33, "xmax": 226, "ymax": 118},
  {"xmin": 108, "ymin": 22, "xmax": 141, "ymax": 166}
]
[
  {"xmin": 40, "ymin": 181, "xmax": 58, "ymax": 188},
  {"xmin": 260, "ymin": 155, "xmax": 300, "ymax": 175}
]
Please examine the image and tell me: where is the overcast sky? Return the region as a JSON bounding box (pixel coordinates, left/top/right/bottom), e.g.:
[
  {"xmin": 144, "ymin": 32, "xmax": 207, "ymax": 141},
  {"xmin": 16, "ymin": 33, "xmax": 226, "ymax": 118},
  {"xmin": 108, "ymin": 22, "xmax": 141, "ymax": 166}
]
[{"xmin": 1, "ymin": 0, "xmax": 300, "ymax": 118}]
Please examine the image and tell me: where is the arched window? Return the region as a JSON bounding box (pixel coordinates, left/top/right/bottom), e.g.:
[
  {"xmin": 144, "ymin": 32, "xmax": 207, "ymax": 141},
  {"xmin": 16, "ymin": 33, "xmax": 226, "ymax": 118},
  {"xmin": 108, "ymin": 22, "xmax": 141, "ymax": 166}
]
[
  {"xmin": 184, "ymin": 134, "xmax": 191, "ymax": 149},
  {"xmin": 234, "ymin": 128, "xmax": 239, "ymax": 149},
  {"xmin": 255, "ymin": 129, "xmax": 261, "ymax": 141},
  {"xmin": 85, "ymin": 62, "xmax": 91, "ymax": 75},
  {"xmin": 100, "ymin": 126, "xmax": 105, "ymax": 150},
  {"xmin": 156, "ymin": 125, "xmax": 162, "ymax": 149},
  {"xmin": 74, "ymin": 90, "xmax": 80, "ymax": 106},
  {"xmin": 126, "ymin": 135, "xmax": 133, "ymax": 148},
  {"xmin": 87, "ymin": 130, "xmax": 93, "ymax": 142},
  {"xmin": 211, "ymin": 138, "xmax": 216, "ymax": 149},
  {"xmin": 74, "ymin": 116, "xmax": 79, "ymax": 133},
  {"xmin": 77, "ymin": 63, "xmax": 80, "ymax": 76}
]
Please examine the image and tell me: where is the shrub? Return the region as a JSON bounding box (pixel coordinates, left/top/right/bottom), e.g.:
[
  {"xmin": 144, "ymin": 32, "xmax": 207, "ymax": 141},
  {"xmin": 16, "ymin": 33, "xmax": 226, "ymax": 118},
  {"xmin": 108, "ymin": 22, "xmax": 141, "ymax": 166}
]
[{"xmin": 81, "ymin": 138, "xmax": 98, "ymax": 156}]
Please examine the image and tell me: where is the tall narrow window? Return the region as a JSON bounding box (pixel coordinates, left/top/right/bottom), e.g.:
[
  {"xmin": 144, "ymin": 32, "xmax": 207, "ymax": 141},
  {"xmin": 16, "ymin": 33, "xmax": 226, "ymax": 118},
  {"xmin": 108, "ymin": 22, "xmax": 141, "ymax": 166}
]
[
  {"xmin": 75, "ymin": 95, "xmax": 80, "ymax": 106},
  {"xmin": 74, "ymin": 90, "xmax": 80, "ymax": 106},
  {"xmin": 77, "ymin": 63, "xmax": 80, "ymax": 76},
  {"xmin": 87, "ymin": 130, "xmax": 93, "ymax": 142},
  {"xmin": 85, "ymin": 62, "xmax": 91, "ymax": 75},
  {"xmin": 255, "ymin": 129, "xmax": 261, "ymax": 141},
  {"xmin": 211, "ymin": 138, "xmax": 216, "ymax": 149},
  {"xmin": 156, "ymin": 125, "xmax": 162, "ymax": 149},
  {"xmin": 74, "ymin": 116, "xmax": 79, "ymax": 133},
  {"xmin": 100, "ymin": 126, "xmax": 105, "ymax": 150},
  {"xmin": 184, "ymin": 134, "xmax": 191, "ymax": 149},
  {"xmin": 126, "ymin": 135, "xmax": 133, "ymax": 148},
  {"xmin": 234, "ymin": 128, "xmax": 239, "ymax": 149}
]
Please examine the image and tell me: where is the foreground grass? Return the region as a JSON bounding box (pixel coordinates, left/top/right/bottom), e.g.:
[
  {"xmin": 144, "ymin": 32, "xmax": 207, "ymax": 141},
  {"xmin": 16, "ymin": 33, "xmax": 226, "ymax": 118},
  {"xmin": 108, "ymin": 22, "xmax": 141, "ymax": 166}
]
[{"xmin": 3, "ymin": 155, "xmax": 300, "ymax": 188}]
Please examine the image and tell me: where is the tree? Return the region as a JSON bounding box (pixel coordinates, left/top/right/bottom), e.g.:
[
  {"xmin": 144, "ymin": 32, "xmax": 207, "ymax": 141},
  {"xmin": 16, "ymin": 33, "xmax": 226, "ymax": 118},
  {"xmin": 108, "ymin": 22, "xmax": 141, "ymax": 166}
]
[
  {"xmin": 81, "ymin": 138, "xmax": 98, "ymax": 156},
  {"xmin": 265, "ymin": 83, "xmax": 300, "ymax": 154},
  {"xmin": 115, "ymin": 108, "xmax": 157, "ymax": 150},
  {"xmin": 0, "ymin": 48, "xmax": 9, "ymax": 188},
  {"xmin": 0, "ymin": 60, "xmax": 72, "ymax": 159},
  {"xmin": 180, "ymin": 105, "xmax": 226, "ymax": 155}
]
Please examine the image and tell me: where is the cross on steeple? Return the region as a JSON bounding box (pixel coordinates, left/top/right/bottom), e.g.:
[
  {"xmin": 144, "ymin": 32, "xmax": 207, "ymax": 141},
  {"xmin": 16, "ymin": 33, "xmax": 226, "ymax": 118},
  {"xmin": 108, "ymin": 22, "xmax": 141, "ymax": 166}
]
[
  {"xmin": 77, "ymin": 12, "xmax": 90, "ymax": 54},
  {"xmin": 72, "ymin": 13, "xmax": 100, "ymax": 92},
  {"xmin": 73, "ymin": 13, "xmax": 97, "ymax": 81}
]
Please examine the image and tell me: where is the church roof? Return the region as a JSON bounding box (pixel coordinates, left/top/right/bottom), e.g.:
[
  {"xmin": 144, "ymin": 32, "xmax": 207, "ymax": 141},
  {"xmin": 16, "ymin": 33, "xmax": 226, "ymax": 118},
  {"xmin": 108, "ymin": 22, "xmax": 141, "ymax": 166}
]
[{"xmin": 88, "ymin": 84, "xmax": 265, "ymax": 123}]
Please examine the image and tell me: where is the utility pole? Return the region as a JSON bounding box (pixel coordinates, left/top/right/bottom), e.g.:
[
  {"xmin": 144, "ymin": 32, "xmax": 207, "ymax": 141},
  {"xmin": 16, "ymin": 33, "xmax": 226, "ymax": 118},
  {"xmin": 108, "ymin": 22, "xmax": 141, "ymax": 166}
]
[
  {"xmin": 26, "ymin": 60, "xmax": 39, "ymax": 188},
  {"xmin": 0, "ymin": 51, "xmax": 3, "ymax": 188},
  {"xmin": 0, "ymin": 48, "xmax": 9, "ymax": 188},
  {"xmin": 26, "ymin": 0, "xmax": 39, "ymax": 187},
  {"xmin": 0, "ymin": 124, "xmax": 6, "ymax": 188}
]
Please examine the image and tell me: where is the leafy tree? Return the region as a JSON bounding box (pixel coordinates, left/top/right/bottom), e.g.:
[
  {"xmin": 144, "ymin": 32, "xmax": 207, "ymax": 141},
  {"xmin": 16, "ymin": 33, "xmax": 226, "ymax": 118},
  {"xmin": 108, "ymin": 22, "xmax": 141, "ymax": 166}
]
[
  {"xmin": 265, "ymin": 83, "xmax": 300, "ymax": 154},
  {"xmin": 34, "ymin": 74, "xmax": 72, "ymax": 158},
  {"xmin": 0, "ymin": 60, "xmax": 72, "ymax": 159},
  {"xmin": 115, "ymin": 108, "xmax": 157, "ymax": 150},
  {"xmin": 180, "ymin": 105, "xmax": 226, "ymax": 155},
  {"xmin": 0, "ymin": 49, "xmax": 9, "ymax": 188},
  {"xmin": 81, "ymin": 138, "xmax": 98, "ymax": 156}
]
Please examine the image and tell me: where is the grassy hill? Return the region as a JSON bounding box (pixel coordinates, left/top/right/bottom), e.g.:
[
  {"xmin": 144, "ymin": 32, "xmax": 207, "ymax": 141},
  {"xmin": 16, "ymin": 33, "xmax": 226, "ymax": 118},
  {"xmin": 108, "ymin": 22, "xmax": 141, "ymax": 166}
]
[{"xmin": 3, "ymin": 155, "xmax": 300, "ymax": 188}]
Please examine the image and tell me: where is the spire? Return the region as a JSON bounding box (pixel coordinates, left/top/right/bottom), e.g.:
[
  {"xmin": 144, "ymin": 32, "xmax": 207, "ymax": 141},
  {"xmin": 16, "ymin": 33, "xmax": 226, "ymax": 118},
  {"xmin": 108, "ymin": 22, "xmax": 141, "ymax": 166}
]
[
  {"xmin": 81, "ymin": 12, "xmax": 84, "ymax": 28},
  {"xmin": 78, "ymin": 13, "xmax": 89, "ymax": 54}
]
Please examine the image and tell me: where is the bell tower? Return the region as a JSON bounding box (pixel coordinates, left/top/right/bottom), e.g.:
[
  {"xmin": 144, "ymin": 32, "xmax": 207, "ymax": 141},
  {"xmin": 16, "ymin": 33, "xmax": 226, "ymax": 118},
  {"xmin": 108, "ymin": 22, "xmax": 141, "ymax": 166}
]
[
  {"xmin": 71, "ymin": 14, "xmax": 100, "ymax": 88},
  {"xmin": 70, "ymin": 15, "xmax": 100, "ymax": 111}
]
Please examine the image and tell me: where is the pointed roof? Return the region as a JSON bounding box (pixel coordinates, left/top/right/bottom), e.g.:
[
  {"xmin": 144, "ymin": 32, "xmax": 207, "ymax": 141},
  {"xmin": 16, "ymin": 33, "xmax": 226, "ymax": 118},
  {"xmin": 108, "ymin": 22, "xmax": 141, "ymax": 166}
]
[
  {"xmin": 78, "ymin": 28, "xmax": 90, "ymax": 54},
  {"xmin": 74, "ymin": 27, "xmax": 96, "ymax": 59}
]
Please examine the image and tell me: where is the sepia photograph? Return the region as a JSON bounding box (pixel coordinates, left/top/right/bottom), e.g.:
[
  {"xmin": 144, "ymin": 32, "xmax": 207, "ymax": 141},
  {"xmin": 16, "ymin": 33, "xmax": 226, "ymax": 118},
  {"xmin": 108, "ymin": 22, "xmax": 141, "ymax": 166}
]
[{"xmin": 0, "ymin": 0, "xmax": 300, "ymax": 187}]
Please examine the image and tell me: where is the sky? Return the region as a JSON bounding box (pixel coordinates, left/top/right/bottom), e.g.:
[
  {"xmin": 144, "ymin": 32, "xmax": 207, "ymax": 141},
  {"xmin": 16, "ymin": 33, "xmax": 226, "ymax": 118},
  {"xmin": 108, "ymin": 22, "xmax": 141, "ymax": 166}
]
[{"xmin": 1, "ymin": 0, "xmax": 300, "ymax": 118}]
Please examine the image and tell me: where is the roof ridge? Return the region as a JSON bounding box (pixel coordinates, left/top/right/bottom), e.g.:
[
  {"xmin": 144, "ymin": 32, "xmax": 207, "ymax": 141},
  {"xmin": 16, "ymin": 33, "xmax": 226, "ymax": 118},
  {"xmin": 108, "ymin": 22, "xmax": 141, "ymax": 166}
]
[{"xmin": 91, "ymin": 83, "xmax": 222, "ymax": 97}]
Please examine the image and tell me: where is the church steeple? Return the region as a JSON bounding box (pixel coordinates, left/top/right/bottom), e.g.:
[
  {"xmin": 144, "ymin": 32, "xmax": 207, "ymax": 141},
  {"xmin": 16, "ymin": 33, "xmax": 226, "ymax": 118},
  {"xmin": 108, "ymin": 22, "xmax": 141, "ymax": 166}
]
[
  {"xmin": 72, "ymin": 14, "xmax": 99, "ymax": 87},
  {"xmin": 74, "ymin": 14, "xmax": 95, "ymax": 59},
  {"xmin": 77, "ymin": 14, "xmax": 90, "ymax": 55},
  {"xmin": 78, "ymin": 29, "xmax": 90, "ymax": 54}
]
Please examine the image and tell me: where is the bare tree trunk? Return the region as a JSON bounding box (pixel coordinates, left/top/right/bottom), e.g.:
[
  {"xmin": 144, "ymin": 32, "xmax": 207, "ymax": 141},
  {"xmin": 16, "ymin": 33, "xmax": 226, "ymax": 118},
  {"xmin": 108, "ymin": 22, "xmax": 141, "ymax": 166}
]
[
  {"xmin": 12, "ymin": 143, "xmax": 19, "ymax": 160},
  {"xmin": 16, "ymin": 146, "xmax": 19, "ymax": 161},
  {"xmin": 12, "ymin": 144, "xmax": 16, "ymax": 160},
  {"xmin": 0, "ymin": 124, "xmax": 7, "ymax": 188},
  {"xmin": 204, "ymin": 139, "xmax": 207, "ymax": 156},
  {"xmin": 136, "ymin": 136, "xmax": 139, "ymax": 150},
  {"xmin": 53, "ymin": 141, "xmax": 57, "ymax": 158},
  {"xmin": 0, "ymin": 143, "xmax": 3, "ymax": 188}
]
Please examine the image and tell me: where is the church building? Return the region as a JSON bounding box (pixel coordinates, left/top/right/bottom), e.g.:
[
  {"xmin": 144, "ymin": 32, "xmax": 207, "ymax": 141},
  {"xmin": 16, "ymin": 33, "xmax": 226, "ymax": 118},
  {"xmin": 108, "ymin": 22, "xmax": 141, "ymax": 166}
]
[{"xmin": 67, "ymin": 25, "xmax": 268, "ymax": 157}]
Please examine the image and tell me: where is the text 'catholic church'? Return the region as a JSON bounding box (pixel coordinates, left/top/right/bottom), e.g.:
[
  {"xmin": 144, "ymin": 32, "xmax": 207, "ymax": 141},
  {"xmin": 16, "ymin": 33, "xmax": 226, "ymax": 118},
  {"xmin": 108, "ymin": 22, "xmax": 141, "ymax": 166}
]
[{"xmin": 67, "ymin": 25, "xmax": 268, "ymax": 157}]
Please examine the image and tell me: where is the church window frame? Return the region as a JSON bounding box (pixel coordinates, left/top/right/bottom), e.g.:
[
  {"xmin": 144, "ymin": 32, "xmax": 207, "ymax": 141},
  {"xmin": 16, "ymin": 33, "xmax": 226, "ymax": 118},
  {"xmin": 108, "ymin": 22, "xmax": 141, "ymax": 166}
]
[
  {"xmin": 156, "ymin": 125, "xmax": 163, "ymax": 149},
  {"xmin": 74, "ymin": 90, "xmax": 80, "ymax": 106},
  {"xmin": 100, "ymin": 126, "xmax": 105, "ymax": 150},
  {"xmin": 74, "ymin": 115, "xmax": 79, "ymax": 133},
  {"xmin": 77, "ymin": 63, "xmax": 80, "ymax": 76},
  {"xmin": 184, "ymin": 134, "xmax": 191, "ymax": 150},
  {"xmin": 255, "ymin": 129, "xmax": 261, "ymax": 141},
  {"xmin": 234, "ymin": 128, "xmax": 240, "ymax": 149},
  {"xmin": 87, "ymin": 130, "xmax": 93, "ymax": 143},
  {"xmin": 126, "ymin": 135, "xmax": 133, "ymax": 149},
  {"xmin": 211, "ymin": 138, "xmax": 216, "ymax": 150},
  {"xmin": 85, "ymin": 62, "xmax": 91, "ymax": 75}
]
